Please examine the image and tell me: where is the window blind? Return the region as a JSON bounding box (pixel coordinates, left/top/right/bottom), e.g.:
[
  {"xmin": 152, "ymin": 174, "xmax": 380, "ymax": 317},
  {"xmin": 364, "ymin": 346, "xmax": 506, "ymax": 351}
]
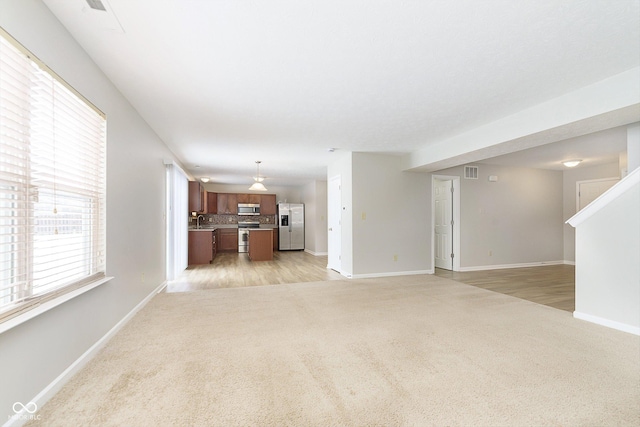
[
  {"xmin": 0, "ymin": 28, "xmax": 106, "ymax": 321},
  {"xmin": 165, "ymin": 162, "xmax": 188, "ymax": 281}
]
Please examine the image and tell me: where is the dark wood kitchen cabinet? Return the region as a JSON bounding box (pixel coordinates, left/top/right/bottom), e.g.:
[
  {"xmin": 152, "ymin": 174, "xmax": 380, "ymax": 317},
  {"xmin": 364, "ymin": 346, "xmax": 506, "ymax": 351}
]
[
  {"xmin": 261, "ymin": 194, "xmax": 277, "ymax": 215},
  {"xmin": 189, "ymin": 181, "xmax": 207, "ymax": 213},
  {"xmin": 188, "ymin": 230, "xmax": 215, "ymax": 265},
  {"xmin": 237, "ymin": 193, "xmax": 261, "ymax": 204},
  {"xmin": 217, "ymin": 193, "xmax": 237, "ymax": 214},
  {"xmin": 218, "ymin": 228, "xmax": 238, "ymax": 252},
  {"xmin": 248, "ymin": 229, "xmax": 273, "ymax": 261},
  {"xmin": 206, "ymin": 192, "xmax": 217, "ymax": 214},
  {"xmin": 273, "ymin": 228, "xmax": 278, "ymax": 251}
]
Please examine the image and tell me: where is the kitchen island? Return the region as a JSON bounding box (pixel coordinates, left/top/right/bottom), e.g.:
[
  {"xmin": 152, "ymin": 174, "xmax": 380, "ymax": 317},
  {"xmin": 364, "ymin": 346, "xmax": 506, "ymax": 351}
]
[{"xmin": 248, "ymin": 229, "xmax": 273, "ymax": 261}]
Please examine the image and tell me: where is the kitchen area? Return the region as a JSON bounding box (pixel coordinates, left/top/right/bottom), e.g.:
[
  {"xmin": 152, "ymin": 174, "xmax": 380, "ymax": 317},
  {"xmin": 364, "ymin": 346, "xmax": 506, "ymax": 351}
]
[{"xmin": 187, "ymin": 181, "xmax": 304, "ymax": 265}]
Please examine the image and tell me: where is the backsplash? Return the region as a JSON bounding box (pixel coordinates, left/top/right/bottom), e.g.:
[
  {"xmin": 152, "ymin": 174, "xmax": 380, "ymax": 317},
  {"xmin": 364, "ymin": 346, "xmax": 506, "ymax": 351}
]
[{"xmin": 189, "ymin": 214, "xmax": 276, "ymax": 226}]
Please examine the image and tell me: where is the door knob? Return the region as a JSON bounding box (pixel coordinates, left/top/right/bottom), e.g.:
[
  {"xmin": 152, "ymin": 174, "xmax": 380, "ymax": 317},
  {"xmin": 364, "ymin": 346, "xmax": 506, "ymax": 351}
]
[{"xmin": 328, "ymin": 227, "xmax": 332, "ymax": 231}]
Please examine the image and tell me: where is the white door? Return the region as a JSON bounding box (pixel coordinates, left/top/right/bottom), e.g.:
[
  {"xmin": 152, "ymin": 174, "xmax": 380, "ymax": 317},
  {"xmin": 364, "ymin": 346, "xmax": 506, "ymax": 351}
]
[
  {"xmin": 434, "ymin": 178, "xmax": 453, "ymax": 270},
  {"xmin": 327, "ymin": 176, "xmax": 341, "ymax": 272},
  {"xmin": 578, "ymin": 178, "xmax": 619, "ymax": 210}
]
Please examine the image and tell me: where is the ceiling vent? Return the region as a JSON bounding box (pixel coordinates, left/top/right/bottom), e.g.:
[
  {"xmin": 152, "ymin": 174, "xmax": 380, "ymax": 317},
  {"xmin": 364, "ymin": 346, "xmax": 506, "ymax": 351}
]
[
  {"xmin": 86, "ymin": 0, "xmax": 106, "ymax": 11},
  {"xmin": 464, "ymin": 165, "xmax": 479, "ymax": 180}
]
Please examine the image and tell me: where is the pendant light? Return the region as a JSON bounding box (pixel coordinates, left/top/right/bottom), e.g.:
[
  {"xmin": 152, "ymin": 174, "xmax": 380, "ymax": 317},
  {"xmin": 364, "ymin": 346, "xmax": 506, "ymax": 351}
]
[{"xmin": 249, "ymin": 160, "xmax": 268, "ymax": 191}]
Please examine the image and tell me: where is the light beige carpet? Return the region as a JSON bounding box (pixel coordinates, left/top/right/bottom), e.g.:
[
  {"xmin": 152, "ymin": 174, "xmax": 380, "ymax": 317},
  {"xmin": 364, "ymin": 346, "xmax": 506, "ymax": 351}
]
[{"xmin": 29, "ymin": 275, "xmax": 639, "ymax": 426}]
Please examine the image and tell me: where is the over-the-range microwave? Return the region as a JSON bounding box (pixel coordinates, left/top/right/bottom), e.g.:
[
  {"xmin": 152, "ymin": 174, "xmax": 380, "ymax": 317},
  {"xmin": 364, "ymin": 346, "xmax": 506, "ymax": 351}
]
[{"xmin": 237, "ymin": 203, "xmax": 260, "ymax": 215}]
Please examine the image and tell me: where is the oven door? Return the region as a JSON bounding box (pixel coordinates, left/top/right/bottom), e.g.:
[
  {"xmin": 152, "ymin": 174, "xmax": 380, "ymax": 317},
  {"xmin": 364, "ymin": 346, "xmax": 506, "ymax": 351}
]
[{"xmin": 238, "ymin": 229, "xmax": 249, "ymax": 252}]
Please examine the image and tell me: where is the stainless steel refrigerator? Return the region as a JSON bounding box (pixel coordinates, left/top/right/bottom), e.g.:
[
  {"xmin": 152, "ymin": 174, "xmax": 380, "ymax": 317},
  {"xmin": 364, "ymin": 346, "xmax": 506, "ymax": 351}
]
[{"xmin": 278, "ymin": 203, "xmax": 304, "ymax": 250}]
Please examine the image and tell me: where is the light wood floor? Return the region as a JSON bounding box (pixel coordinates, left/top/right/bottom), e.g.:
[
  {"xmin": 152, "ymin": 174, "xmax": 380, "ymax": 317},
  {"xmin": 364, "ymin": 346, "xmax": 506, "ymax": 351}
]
[
  {"xmin": 166, "ymin": 251, "xmax": 344, "ymax": 292},
  {"xmin": 434, "ymin": 264, "xmax": 575, "ymax": 312},
  {"xmin": 168, "ymin": 254, "xmax": 575, "ymax": 313}
]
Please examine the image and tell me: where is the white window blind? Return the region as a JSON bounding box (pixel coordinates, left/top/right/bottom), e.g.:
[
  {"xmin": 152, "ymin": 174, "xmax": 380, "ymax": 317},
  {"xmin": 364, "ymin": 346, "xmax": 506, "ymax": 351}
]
[
  {"xmin": 165, "ymin": 162, "xmax": 188, "ymax": 281},
  {"xmin": 0, "ymin": 28, "xmax": 106, "ymax": 322}
]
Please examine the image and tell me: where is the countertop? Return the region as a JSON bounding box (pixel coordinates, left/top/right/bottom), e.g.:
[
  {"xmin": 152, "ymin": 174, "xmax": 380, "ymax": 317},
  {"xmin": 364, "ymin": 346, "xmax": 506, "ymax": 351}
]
[{"xmin": 189, "ymin": 224, "xmax": 277, "ymax": 231}]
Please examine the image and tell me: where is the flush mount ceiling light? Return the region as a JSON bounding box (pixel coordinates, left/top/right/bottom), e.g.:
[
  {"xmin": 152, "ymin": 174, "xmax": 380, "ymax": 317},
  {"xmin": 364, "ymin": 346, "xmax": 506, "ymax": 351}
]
[
  {"xmin": 249, "ymin": 161, "xmax": 268, "ymax": 191},
  {"xmin": 86, "ymin": 0, "xmax": 107, "ymax": 11},
  {"xmin": 562, "ymin": 159, "xmax": 582, "ymax": 168},
  {"xmin": 200, "ymin": 177, "xmax": 210, "ymax": 183}
]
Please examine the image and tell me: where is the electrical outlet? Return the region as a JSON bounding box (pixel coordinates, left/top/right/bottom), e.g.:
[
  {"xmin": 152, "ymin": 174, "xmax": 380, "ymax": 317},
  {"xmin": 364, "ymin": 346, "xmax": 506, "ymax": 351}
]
[
  {"xmin": 141, "ymin": 273, "xmax": 145, "ymax": 283},
  {"xmin": 393, "ymin": 254, "xmax": 398, "ymax": 262},
  {"xmin": 209, "ymin": 218, "xmax": 212, "ymax": 222},
  {"xmin": 361, "ymin": 212, "xmax": 366, "ymax": 220},
  {"xmin": 488, "ymin": 250, "xmax": 492, "ymax": 256}
]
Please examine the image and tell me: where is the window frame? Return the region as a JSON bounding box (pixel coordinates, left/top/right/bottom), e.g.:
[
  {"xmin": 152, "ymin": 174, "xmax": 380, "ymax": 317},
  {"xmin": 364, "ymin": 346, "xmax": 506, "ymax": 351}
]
[{"xmin": 0, "ymin": 27, "xmax": 111, "ymax": 333}]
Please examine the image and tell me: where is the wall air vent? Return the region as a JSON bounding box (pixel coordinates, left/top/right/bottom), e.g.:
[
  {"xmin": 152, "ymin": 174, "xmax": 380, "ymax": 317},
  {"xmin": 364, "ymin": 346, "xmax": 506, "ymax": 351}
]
[
  {"xmin": 86, "ymin": 0, "xmax": 107, "ymax": 11},
  {"xmin": 464, "ymin": 165, "xmax": 479, "ymax": 180}
]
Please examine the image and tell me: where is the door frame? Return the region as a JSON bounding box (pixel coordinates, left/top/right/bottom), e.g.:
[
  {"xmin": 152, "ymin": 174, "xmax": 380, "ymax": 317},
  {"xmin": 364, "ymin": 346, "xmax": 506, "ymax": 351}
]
[
  {"xmin": 432, "ymin": 175, "xmax": 461, "ymax": 272},
  {"xmin": 575, "ymin": 176, "xmax": 620, "ymax": 211}
]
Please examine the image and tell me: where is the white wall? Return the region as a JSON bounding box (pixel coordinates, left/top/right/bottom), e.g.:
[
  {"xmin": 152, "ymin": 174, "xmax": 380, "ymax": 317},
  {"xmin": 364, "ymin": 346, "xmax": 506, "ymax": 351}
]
[
  {"xmin": 435, "ymin": 164, "xmax": 564, "ymax": 269},
  {"xmin": 315, "ymin": 182, "xmax": 328, "ymax": 254},
  {"xmin": 628, "ymin": 123, "xmax": 640, "ymax": 173},
  {"xmin": 573, "ymin": 178, "xmax": 640, "ymax": 333},
  {"xmin": 562, "ymin": 162, "xmax": 620, "ymax": 262},
  {"xmin": 349, "ymin": 153, "xmax": 431, "ymax": 277},
  {"xmin": 0, "ymin": 0, "xmax": 183, "ymax": 419},
  {"xmin": 301, "ymin": 180, "xmax": 328, "ymax": 255}
]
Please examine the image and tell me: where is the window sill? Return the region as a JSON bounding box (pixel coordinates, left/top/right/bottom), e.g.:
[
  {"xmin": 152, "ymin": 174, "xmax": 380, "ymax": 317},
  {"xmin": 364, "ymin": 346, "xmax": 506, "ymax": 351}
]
[{"xmin": 0, "ymin": 276, "xmax": 114, "ymax": 335}]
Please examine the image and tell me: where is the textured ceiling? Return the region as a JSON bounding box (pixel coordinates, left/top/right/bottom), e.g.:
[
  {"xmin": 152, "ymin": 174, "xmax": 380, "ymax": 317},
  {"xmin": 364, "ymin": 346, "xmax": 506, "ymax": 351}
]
[{"xmin": 41, "ymin": 0, "xmax": 640, "ymax": 185}]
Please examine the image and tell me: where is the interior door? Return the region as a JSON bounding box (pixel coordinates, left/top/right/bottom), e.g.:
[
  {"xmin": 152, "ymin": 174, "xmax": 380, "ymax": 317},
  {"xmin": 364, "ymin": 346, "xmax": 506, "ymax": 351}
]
[
  {"xmin": 327, "ymin": 176, "xmax": 341, "ymax": 272},
  {"xmin": 434, "ymin": 178, "xmax": 453, "ymax": 270},
  {"xmin": 578, "ymin": 178, "xmax": 619, "ymax": 210}
]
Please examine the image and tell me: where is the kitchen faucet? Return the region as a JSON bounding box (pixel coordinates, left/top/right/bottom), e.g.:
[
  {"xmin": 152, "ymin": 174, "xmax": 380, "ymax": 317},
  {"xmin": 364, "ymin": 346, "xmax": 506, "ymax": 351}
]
[{"xmin": 197, "ymin": 215, "xmax": 205, "ymax": 229}]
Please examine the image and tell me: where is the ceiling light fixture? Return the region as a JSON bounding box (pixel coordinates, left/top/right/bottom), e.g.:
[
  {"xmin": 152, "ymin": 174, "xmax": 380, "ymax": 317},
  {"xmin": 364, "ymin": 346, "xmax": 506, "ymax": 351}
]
[
  {"xmin": 562, "ymin": 159, "xmax": 582, "ymax": 168},
  {"xmin": 249, "ymin": 161, "xmax": 268, "ymax": 191},
  {"xmin": 200, "ymin": 177, "xmax": 210, "ymax": 183}
]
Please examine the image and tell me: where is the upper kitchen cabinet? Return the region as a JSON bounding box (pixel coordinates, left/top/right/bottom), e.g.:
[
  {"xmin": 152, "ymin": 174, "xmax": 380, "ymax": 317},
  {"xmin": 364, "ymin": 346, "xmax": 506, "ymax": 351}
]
[
  {"xmin": 260, "ymin": 194, "xmax": 277, "ymax": 215},
  {"xmin": 188, "ymin": 181, "xmax": 207, "ymax": 213},
  {"xmin": 237, "ymin": 193, "xmax": 261, "ymax": 204},
  {"xmin": 206, "ymin": 192, "xmax": 217, "ymax": 214},
  {"xmin": 217, "ymin": 193, "xmax": 238, "ymax": 214}
]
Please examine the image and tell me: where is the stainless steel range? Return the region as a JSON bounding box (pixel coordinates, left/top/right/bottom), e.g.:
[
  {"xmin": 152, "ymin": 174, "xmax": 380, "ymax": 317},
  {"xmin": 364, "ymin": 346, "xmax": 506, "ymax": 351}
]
[{"xmin": 238, "ymin": 221, "xmax": 260, "ymax": 253}]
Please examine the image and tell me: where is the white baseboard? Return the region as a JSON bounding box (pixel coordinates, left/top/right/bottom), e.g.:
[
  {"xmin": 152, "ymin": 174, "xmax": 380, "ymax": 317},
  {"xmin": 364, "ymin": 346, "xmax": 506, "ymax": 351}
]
[
  {"xmin": 573, "ymin": 311, "xmax": 640, "ymax": 336},
  {"xmin": 3, "ymin": 281, "xmax": 167, "ymax": 427},
  {"xmin": 563, "ymin": 260, "xmax": 576, "ymax": 266},
  {"xmin": 350, "ymin": 270, "xmax": 432, "ymax": 279},
  {"xmin": 459, "ymin": 260, "xmax": 566, "ymax": 272},
  {"xmin": 304, "ymin": 249, "xmax": 328, "ymax": 256}
]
